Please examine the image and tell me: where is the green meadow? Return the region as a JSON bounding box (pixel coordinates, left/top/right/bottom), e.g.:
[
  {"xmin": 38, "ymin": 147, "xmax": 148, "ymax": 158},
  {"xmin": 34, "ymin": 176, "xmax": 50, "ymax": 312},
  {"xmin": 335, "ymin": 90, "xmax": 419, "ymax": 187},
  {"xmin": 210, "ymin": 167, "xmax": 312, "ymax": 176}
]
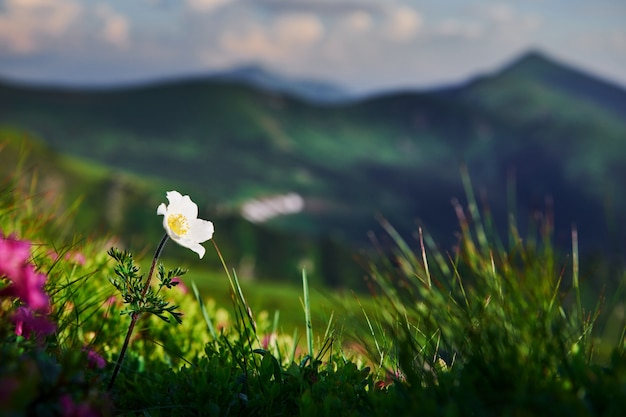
[
  {"xmin": 2, "ymin": 51, "xmax": 626, "ymax": 415},
  {"xmin": 2, "ymin": 130, "xmax": 626, "ymax": 416}
]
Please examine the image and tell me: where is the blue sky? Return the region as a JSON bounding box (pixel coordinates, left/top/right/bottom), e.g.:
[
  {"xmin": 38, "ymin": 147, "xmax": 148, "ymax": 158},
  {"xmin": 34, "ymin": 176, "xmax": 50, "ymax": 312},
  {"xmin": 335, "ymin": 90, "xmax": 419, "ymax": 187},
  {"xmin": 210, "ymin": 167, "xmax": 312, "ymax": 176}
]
[{"xmin": 0, "ymin": 0, "xmax": 625, "ymax": 93}]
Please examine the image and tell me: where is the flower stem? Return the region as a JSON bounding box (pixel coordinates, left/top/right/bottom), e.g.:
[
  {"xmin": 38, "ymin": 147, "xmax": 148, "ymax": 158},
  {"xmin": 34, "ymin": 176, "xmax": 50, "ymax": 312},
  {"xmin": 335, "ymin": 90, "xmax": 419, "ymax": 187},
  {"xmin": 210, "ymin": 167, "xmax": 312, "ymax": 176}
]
[
  {"xmin": 107, "ymin": 311, "xmax": 138, "ymax": 391},
  {"xmin": 107, "ymin": 233, "xmax": 169, "ymax": 390},
  {"xmin": 143, "ymin": 234, "xmax": 169, "ymax": 298}
]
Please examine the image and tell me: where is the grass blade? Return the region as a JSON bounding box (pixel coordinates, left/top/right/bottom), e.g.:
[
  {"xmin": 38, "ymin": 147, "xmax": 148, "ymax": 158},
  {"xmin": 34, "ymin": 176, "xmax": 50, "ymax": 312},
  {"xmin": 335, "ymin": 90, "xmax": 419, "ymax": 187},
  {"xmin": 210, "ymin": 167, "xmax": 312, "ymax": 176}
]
[
  {"xmin": 191, "ymin": 281, "xmax": 217, "ymax": 340},
  {"xmin": 302, "ymin": 269, "xmax": 314, "ymax": 360}
]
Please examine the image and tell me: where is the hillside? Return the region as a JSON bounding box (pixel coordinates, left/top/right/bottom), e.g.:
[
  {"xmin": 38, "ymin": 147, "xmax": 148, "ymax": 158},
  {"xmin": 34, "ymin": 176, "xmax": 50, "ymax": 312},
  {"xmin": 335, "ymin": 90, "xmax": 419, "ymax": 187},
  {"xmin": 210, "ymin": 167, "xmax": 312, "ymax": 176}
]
[
  {"xmin": 1, "ymin": 50, "xmax": 625, "ymax": 269},
  {"xmin": 207, "ymin": 64, "xmax": 351, "ymax": 103},
  {"xmin": 0, "ymin": 129, "xmax": 363, "ymax": 287}
]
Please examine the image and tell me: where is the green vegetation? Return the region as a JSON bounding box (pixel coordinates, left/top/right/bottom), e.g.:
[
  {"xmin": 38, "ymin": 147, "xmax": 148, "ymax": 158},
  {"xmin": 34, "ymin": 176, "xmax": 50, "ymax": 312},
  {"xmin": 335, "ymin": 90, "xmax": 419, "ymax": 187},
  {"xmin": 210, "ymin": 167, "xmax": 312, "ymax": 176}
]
[
  {"xmin": 1, "ymin": 51, "xmax": 625, "ymax": 261},
  {"xmin": 0, "ymin": 129, "xmax": 364, "ymax": 287},
  {"xmin": 1, "ymin": 144, "xmax": 626, "ymax": 416},
  {"xmin": 2, "ymin": 52, "xmax": 626, "ymax": 414}
]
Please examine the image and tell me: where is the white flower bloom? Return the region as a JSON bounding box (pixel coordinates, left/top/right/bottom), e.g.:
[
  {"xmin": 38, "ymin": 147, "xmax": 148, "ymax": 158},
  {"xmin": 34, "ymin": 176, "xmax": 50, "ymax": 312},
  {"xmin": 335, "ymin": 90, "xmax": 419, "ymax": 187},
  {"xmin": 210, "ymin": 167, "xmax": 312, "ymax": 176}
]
[{"xmin": 156, "ymin": 191, "xmax": 214, "ymax": 258}]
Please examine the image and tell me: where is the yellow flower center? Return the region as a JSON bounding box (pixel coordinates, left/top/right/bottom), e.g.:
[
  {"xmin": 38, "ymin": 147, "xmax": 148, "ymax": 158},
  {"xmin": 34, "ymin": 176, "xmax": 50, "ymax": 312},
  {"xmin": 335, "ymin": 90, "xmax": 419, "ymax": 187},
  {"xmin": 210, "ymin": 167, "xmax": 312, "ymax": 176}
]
[{"xmin": 167, "ymin": 213, "xmax": 189, "ymax": 236}]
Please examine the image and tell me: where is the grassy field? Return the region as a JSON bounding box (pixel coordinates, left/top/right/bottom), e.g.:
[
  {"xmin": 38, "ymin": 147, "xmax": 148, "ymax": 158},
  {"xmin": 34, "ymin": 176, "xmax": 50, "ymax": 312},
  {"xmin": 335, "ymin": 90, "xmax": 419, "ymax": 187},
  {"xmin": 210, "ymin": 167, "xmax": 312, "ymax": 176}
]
[
  {"xmin": 2, "ymin": 143, "xmax": 626, "ymax": 416},
  {"xmin": 172, "ymin": 260, "xmax": 376, "ymax": 344}
]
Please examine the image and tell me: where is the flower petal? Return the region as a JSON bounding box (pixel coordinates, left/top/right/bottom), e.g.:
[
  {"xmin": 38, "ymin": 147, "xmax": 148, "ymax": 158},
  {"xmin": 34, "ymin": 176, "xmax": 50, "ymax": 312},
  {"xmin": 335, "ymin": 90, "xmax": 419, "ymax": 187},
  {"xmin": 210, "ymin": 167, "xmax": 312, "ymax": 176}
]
[
  {"xmin": 166, "ymin": 191, "xmax": 198, "ymax": 219},
  {"xmin": 175, "ymin": 239, "xmax": 206, "ymax": 259},
  {"xmin": 189, "ymin": 242, "xmax": 206, "ymax": 259},
  {"xmin": 165, "ymin": 190, "xmax": 183, "ymax": 203},
  {"xmin": 12, "ymin": 306, "xmax": 56, "ymax": 339},
  {"xmin": 186, "ymin": 218, "xmax": 214, "ymax": 243},
  {"xmin": 162, "ymin": 215, "xmax": 172, "ymax": 236},
  {"xmin": 157, "ymin": 191, "xmax": 212, "ymax": 258},
  {"xmin": 0, "ymin": 234, "xmax": 31, "ymax": 281}
]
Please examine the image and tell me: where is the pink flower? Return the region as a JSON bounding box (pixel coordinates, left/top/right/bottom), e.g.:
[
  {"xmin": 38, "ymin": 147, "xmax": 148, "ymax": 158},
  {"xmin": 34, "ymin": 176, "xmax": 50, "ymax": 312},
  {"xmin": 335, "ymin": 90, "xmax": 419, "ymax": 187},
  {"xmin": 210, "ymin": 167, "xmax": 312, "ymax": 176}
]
[
  {"xmin": 171, "ymin": 277, "xmax": 188, "ymax": 294},
  {"xmin": 0, "ymin": 234, "xmax": 51, "ymax": 313},
  {"xmin": 0, "ymin": 234, "xmax": 31, "ymax": 281},
  {"xmin": 261, "ymin": 333, "xmax": 277, "ymax": 350},
  {"xmin": 103, "ymin": 296, "xmax": 120, "ymax": 318},
  {"xmin": 47, "ymin": 250, "xmax": 60, "ymax": 261},
  {"xmin": 48, "ymin": 250, "xmax": 86, "ymax": 266},
  {"xmin": 12, "ymin": 306, "xmax": 56, "ymax": 340},
  {"xmin": 67, "ymin": 252, "xmax": 86, "ymax": 266},
  {"xmin": 0, "ymin": 263, "xmax": 50, "ymax": 313},
  {"xmin": 59, "ymin": 395, "xmax": 99, "ymax": 417},
  {"xmin": 83, "ymin": 348, "xmax": 106, "ymax": 369}
]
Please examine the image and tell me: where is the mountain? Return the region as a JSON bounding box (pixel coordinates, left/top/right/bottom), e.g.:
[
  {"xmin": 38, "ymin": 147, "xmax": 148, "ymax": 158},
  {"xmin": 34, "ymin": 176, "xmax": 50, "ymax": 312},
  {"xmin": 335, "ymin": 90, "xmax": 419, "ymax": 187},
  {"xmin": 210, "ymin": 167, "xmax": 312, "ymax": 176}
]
[
  {"xmin": 207, "ymin": 64, "xmax": 351, "ymax": 103},
  {"xmin": 474, "ymin": 51, "xmax": 626, "ymax": 118},
  {"xmin": 450, "ymin": 50, "xmax": 626, "ymax": 119},
  {"xmin": 0, "ymin": 50, "xmax": 625, "ymax": 278}
]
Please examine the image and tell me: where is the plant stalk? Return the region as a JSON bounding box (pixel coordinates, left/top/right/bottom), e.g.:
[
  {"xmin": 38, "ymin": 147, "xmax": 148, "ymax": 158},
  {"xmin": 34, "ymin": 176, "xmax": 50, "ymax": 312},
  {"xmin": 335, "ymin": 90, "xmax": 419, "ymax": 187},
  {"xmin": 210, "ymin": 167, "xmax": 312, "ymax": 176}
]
[{"xmin": 107, "ymin": 233, "xmax": 169, "ymax": 390}]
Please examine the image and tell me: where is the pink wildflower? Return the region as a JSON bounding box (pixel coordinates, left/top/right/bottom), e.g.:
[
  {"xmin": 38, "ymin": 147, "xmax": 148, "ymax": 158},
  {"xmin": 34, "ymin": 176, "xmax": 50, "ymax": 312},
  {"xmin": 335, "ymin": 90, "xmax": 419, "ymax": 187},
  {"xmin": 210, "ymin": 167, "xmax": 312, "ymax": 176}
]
[
  {"xmin": 83, "ymin": 348, "xmax": 106, "ymax": 369},
  {"xmin": 0, "ymin": 234, "xmax": 31, "ymax": 281},
  {"xmin": 67, "ymin": 252, "xmax": 86, "ymax": 266},
  {"xmin": 0, "ymin": 234, "xmax": 51, "ymax": 313},
  {"xmin": 261, "ymin": 333, "xmax": 277, "ymax": 350},
  {"xmin": 48, "ymin": 250, "xmax": 86, "ymax": 266},
  {"xmin": 0, "ymin": 263, "xmax": 50, "ymax": 313},
  {"xmin": 104, "ymin": 295, "xmax": 121, "ymax": 309},
  {"xmin": 12, "ymin": 306, "xmax": 56, "ymax": 340},
  {"xmin": 171, "ymin": 277, "xmax": 188, "ymax": 294},
  {"xmin": 103, "ymin": 296, "xmax": 120, "ymax": 318}
]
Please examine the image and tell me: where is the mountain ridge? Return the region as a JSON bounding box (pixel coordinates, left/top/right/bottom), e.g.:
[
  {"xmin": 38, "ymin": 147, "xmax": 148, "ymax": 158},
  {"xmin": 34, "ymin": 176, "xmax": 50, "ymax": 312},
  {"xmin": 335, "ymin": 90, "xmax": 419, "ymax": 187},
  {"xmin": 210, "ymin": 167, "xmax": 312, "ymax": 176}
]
[
  {"xmin": 2, "ymin": 50, "xmax": 625, "ymax": 109},
  {"xmin": 0, "ymin": 50, "xmax": 624, "ymax": 265},
  {"xmin": 456, "ymin": 50, "xmax": 626, "ymax": 118},
  {"xmin": 206, "ymin": 64, "xmax": 351, "ymax": 103}
]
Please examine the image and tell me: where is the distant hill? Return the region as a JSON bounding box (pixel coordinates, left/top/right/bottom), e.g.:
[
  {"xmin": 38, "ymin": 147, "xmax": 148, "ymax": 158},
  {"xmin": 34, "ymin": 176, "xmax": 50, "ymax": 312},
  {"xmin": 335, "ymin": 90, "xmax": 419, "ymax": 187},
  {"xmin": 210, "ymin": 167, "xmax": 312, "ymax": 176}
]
[
  {"xmin": 0, "ymin": 129, "xmax": 363, "ymax": 287},
  {"xmin": 479, "ymin": 51, "xmax": 626, "ymax": 118},
  {"xmin": 451, "ymin": 50, "xmax": 626, "ymax": 119},
  {"xmin": 207, "ymin": 64, "xmax": 352, "ymax": 103},
  {"xmin": 0, "ymin": 50, "xmax": 625, "ymax": 273}
]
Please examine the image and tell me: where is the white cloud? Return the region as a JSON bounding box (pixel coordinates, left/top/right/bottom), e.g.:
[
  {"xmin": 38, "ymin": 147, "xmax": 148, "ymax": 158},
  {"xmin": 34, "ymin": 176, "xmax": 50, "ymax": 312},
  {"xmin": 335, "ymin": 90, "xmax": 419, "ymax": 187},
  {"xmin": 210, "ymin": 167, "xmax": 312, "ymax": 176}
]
[
  {"xmin": 0, "ymin": 0, "xmax": 624, "ymax": 95},
  {"xmin": 275, "ymin": 13, "xmax": 324, "ymax": 45},
  {"xmin": 480, "ymin": 3, "xmax": 542, "ymax": 34},
  {"xmin": 95, "ymin": 4, "xmax": 130, "ymax": 48},
  {"xmin": 486, "ymin": 3, "xmax": 514, "ymax": 23},
  {"xmin": 428, "ymin": 3, "xmax": 541, "ymax": 47},
  {"xmin": 384, "ymin": 6, "xmax": 422, "ymax": 41},
  {"xmin": 186, "ymin": 0, "xmax": 233, "ymax": 13},
  {"xmin": 0, "ymin": 0, "xmax": 82, "ymax": 53},
  {"xmin": 344, "ymin": 10, "xmax": 373, "ymax": 33},
  {"xmin": 219, "ymin": 26, "xmax": 280, "ymax": 60},
  {"xmin": 218, "ymin": 12, "xmax": 324, "ymax": 60},
  {"xmin": 436, "ymin": 19, "xmax": 484, "ymax": 39}
]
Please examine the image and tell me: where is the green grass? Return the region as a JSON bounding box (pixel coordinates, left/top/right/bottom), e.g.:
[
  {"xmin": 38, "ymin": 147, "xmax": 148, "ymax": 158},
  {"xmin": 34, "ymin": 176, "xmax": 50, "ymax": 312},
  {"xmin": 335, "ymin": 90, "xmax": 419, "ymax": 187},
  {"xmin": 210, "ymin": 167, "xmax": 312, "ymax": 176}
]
[
  {"xmin": 178, "ymin": 258, "xmax": 379, "ymax": 353},
  {"xmin": 1, "ymin": 144, "xmax": 626, "ymax": 416}
]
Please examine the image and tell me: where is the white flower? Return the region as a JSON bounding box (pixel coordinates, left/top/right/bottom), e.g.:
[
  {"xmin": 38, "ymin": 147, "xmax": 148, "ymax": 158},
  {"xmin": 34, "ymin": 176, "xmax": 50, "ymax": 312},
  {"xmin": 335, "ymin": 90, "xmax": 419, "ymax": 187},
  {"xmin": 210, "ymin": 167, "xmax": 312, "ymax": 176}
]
[{"xmin": 156, "ymin": 191, "xmax": 214, "ymax": 258}]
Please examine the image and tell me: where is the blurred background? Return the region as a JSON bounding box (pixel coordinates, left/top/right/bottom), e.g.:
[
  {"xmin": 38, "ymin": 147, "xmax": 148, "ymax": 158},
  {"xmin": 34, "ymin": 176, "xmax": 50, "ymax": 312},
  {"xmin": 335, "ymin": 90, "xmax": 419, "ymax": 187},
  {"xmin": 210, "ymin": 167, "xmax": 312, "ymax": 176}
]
[{"xmin": 1, "ymin": 0, "xmax": 625, "ymax": 292}]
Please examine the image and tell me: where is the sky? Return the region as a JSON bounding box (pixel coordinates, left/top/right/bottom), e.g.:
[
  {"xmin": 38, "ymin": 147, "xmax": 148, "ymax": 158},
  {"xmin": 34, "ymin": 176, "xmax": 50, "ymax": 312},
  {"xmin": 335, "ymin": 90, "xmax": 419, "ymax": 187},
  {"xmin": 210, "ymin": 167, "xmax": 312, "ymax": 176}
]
[{"xmin": 0, "ymin": 0, "xmax": 625, "ymax": 94}]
